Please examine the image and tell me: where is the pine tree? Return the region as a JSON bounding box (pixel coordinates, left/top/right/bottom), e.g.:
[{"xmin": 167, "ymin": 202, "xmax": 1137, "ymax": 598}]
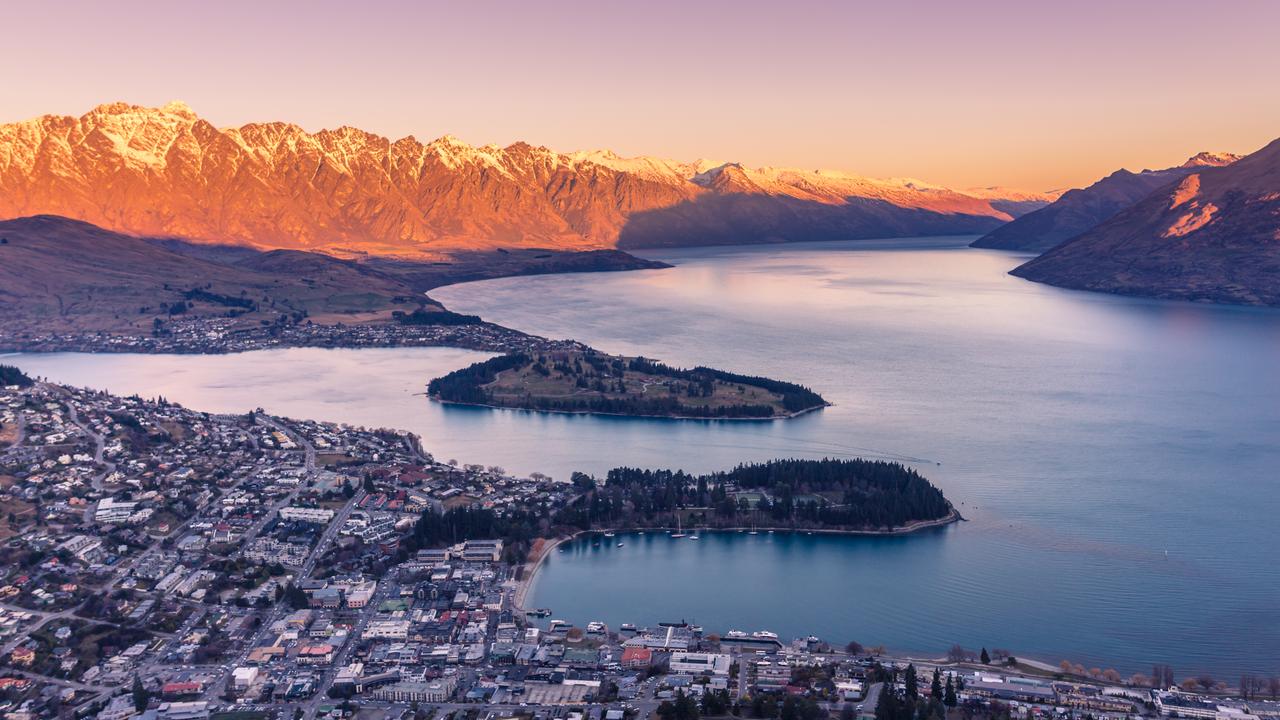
[
  {"xmin": 980, "ymin": 647, "xmax": 991, "ymax": 665},
  {"xmin": 944, "ymin": 676, "xmax": 957, "ymax": 707},
  {"xmin": 132, "ymin": 675, "xmax": 150, "ymax": 712},
  {"xmin": 931, "ymin": 669, "xmax": 943, "ymax": 700},
  {"xmin": 905, "ymin": 664, "xmax": 919, "ymax": 700}
]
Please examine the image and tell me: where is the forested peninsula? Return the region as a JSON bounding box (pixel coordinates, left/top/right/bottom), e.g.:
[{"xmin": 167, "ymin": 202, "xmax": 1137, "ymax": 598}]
[{"xmin": 558, "ymin": 458, "xmax": 959, "ymax": 534}]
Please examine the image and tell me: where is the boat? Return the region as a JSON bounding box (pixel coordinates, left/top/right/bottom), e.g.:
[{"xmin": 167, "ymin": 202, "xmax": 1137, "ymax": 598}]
[
  {"xmin": 524, "ymin": 608, "xmax": 553, "ymax": 618},
  {"xmin": 689, "ymin": 534, "xmax": 700, "ymax": 540},
  {"xmin": 617, "ymin": 542, "xmax": 624, "ymax": 547},
  {"xmin": 749, "ymin": 520, "xmax": 758, "ymax": 536},
  {"xmin": 752, "ymin": 630, "xmax": 779, "ymax": 640},
  {"xmin": 603, "ymin": 531, "xmax": 615, "ymax": 538},
  {"xmin": 726, "ymin": 630, "xmax": 748, "ymax": 639},
  {"xmin": 671, "ymin": 515, "xmax": 686, "ymax": 539}
]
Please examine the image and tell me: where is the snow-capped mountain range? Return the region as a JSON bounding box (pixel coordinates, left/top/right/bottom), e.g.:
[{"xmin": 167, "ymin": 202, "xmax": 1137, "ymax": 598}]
[{"xmin": 0, "ymin": 102, "xmax": 1054, "ymax": 257}]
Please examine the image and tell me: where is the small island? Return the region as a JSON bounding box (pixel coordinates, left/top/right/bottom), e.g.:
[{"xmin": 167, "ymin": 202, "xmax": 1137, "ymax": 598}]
[
  {"xmin": 427, "ymin": 350, "xmax": 829, "ymax": 419},
  {"xmin": 556, "ymin": 458, "xmax": 959, "ymax": 534}
]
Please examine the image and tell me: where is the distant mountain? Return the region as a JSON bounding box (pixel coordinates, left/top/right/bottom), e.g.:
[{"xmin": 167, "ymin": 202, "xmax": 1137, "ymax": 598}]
[
  {"xmin": 0, "ymin": 102, "xmax": 1043, "ymax": 258},
  {"xmin": 961, "ymin": 186, "xmax": 1063, "ymax": 219},
  {"xmin": 971, "ymin": 152, "xmax": 1240, "ymax": 252},
  {"xmin": 1012, "ymin": 139, "xmax": 1280, "ymax": 306}
]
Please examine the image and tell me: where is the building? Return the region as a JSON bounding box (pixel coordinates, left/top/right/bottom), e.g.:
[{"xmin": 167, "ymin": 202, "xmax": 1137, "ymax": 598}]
[
  {"xmin": 95, "ymin": 497, "xmax": 137, "ymax": 524},
  {"xmin": 755, "ymin": 660, "xmax": 792, "ymax": 690},
  {"xmin": 344, "ymin": 580, "xmax": 377, "ymax": 608},
  {"xmin": 231, "ymin": 666, "xmax": 259, "ymax": 690},
  {"xmin": 310, "ymin": 587, "xmax": 342, "ymax": 609},
  {"xmin": 966, "ymin": 674, "xmax": 1056, "ymax": 703},
  {"xmin": 461, "ymin": 539, "xmax": 504, "ymax": 562},
  {"xmin": 161, "ymin": 681, "xmax": 204, "ymax": 699},
  {"xmin": 279, "ymin": 506, "xmax": 335, "ymax": 524},
  {"xmin": 368, "ymin": 675, "xmax": 458, "ymax": 703},
  {"xmin": 157, "ymin": 701, "xmax": 212, "ymax": 719},
  {"xmin": 298, "ymin": 644, "xmax": 335, "ymax": 665},
  {"xmin": 365, "ymin": 620, "xmax": 410, "ymax": 640},
  {"xmin": 621, "ymin": 646, "xmax": 654, "ymax": 669},
  {"xmin": 56, "ymin": 535, "xmax": 103, "ymax": 561},
  {"xmin": 670, "ymin": 652, "xmax": 732, "ymax": 676}
]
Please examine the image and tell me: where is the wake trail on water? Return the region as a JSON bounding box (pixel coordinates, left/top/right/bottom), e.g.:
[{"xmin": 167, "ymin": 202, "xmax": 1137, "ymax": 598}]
[{"xmin": 644, "ymin": 429, "xmax": 935, "ymax": 467}]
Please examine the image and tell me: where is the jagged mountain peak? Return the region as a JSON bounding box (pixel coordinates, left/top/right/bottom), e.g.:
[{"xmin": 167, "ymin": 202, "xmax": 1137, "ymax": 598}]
[
  {"xmin": 0, "ymin": 101, "xmax": 1040, "ymax": 257},
  {"xmin": 1181, "ymin": 151, "xmax": 1241, "ymax": 168}
]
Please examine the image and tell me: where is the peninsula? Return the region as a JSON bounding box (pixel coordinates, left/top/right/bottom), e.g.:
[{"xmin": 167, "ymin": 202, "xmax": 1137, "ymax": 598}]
[
  {"xmin": 554, "ymin": 458, "xmax": 958, "ymax": 534},
  {"xmin": 427, "ymin": 350, "xmax": 829, "ymax": 419}
]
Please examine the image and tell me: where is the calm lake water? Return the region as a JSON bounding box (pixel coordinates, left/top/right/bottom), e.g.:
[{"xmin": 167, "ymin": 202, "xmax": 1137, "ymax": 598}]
[{"xmin": 10, "ymin": 237, "xmax": 1280, "ymax": 676}]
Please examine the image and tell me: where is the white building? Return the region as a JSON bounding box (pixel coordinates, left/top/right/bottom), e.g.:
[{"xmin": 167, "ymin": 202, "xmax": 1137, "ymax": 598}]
[
  {"xmin": 364, "ymin": 620, "xmax": 410, "ymax": 640},
  {"xmin": 231, "ymin": 666, "xmax": 259, "ymax": 690},
  {"xmin": 670, "ymin": 651, "xmax": 732, "ymax": 676},
  {"xmin": 279, "ymin": 506, "xmax": 335, "ymax": 524},
  {"xmin": 95, "ymin": 497, "xmax": 138, "ymax": 524}
]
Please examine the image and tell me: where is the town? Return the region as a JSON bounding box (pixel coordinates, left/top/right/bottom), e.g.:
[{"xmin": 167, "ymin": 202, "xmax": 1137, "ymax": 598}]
[
  {"xmin": 1, "ymin": 373, "xmax": 1277, "ymax": 720},
  {"xmin": 0, "ymin": 315, "xmax": 582, "ymax": 357}
]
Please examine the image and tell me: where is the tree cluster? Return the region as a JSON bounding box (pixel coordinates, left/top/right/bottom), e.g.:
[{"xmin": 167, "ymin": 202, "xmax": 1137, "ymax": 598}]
[{"xmin": 559, "ymin": 459, "xmax": 951, "ymax": 531}]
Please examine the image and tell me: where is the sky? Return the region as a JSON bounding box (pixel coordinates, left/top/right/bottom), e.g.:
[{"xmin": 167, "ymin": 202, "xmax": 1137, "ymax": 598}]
[{"xmin": 3, "ymin": 0, "xmax": 1278, "ymax": 191}]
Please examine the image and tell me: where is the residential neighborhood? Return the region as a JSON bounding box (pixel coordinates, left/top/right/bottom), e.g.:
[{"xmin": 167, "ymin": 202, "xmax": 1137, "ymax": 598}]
[{"xmin": 1, "ymin": 377, "xmax": 1277, "ymax": 720}]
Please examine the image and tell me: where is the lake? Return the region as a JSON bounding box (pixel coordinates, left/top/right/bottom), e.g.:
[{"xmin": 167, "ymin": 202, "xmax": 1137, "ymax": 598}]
[{"xmin": 10, "ymin": 237, "xmax": 1279, "ymax": 676}]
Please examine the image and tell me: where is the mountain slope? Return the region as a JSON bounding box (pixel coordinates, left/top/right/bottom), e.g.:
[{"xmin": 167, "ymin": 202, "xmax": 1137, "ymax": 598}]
[
  {"xmin": 1011, "ymin": 139, "xmax": 1280, "ymax": 306},
  {"xmin": 0, "ymin": 102, "xmax": 1039, "ymax": 257},
  {"xmin": 0, "ymin": 214, "xmax": 418, "ymax": 328},
  {"xmin": 971, "ymin": 153, "xmax": 1239, "ymax": 252}
]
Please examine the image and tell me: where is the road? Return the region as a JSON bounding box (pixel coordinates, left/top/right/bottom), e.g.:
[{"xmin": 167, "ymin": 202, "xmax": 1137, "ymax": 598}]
[
  {"xmin": 200, "ymin": 414, "xmax": 364, "ymax": 708},
  {"xmin": 56, "ymin": 390, "xmax": 117, "ymax": 524}
]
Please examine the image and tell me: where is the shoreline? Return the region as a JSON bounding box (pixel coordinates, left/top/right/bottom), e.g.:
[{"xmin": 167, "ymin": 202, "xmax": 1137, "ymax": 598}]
[
  {"xmin": 511, "ymin": 509, "xmax": 962, "ymax": 613},
  {"xmin": 429, "ymin": 395, "xmax": 832, "ymax": 422}
]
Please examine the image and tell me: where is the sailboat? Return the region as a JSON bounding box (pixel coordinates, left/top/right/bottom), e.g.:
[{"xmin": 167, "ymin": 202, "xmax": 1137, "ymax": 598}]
[
  {"xmin": 748, "ymin": 519, "xmax": 758, "ymax": 536},
  {"xmin": 671, "ymin": 514, "xmax": 686, "ymax": 538}
]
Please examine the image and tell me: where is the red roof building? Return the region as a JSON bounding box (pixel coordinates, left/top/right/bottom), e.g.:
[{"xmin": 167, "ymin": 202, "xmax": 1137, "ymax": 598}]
[{"xmin": 621, "ymin": 647, "xmax": 654, "ymax": 668}]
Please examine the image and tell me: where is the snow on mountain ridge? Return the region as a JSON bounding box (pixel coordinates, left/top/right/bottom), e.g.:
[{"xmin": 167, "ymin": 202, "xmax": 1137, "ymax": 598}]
[{"xmin": 0, "ymin": 101, "xmax": 1035, "ymax": 256}]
